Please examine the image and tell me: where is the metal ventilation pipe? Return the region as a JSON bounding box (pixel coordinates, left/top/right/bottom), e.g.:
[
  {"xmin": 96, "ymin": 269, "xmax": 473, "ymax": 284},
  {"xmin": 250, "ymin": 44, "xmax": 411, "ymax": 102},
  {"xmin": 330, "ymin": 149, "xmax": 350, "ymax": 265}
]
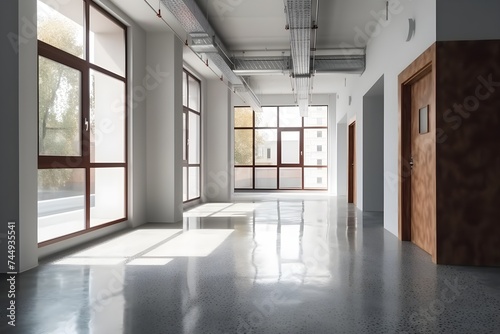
[
  {"xmin": 158, "ymin": 0, "xmax": 262, "ymax": 111},
  {"xmin": 284, "ymin": 0, "xmax": 313, "ymax": 116}
]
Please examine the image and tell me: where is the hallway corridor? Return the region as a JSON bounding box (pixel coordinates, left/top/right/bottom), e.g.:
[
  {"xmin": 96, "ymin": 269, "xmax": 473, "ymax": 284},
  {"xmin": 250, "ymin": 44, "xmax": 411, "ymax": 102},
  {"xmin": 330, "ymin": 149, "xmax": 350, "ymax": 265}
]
[{"xmin": 2, "ymin": 195, "xmax": 500, "ymax": 333}]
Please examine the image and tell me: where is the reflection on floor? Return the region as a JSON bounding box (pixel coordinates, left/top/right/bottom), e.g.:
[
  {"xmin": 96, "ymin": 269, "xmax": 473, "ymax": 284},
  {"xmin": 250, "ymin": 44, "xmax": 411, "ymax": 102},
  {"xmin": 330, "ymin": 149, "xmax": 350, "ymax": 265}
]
[{"xmin": 2, "ymin": 194, "xmax": 500, "ymax": 334}]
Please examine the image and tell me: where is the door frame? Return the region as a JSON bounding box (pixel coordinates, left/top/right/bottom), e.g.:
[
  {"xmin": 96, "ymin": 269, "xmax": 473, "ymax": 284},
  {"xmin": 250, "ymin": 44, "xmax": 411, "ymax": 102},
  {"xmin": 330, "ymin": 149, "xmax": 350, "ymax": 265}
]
[
  {"xmin": 348, "ymin": 121, "xmax": 356, "ymax": 204},
  {"xmin": 277, "ymin": 128, "xmax": 304, "ymax": 189},
  {"xmin": 398, "ymin": 43, "xmax": 437, "ymax": 261}
]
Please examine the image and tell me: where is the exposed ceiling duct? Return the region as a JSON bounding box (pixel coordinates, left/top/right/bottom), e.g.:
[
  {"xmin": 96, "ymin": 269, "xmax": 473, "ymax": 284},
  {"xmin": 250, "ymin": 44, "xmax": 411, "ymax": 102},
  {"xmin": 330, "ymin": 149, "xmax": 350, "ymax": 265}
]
[
  {"xmin": 232, "ymin": 54, "xmax": 365, "ymax": 76},
  {"xmin": 156, "ymin": 0, "xmax": 365, "ymax": 115},
  {"xmin": 233, "ymin": 57, "xmax": 291, "ymax": 76},
  {"xmin": 232, "ymin": 79, "xmax": 262, "ymax": 114},
  {"xmin": 159, "ymin": 0, "xmax": 263, "ymax": 112},
  {"xmin": 313, "ymin": 54, "xmax": 366, "ymax": 73},
  {"xmin": 284, "ymin": 0, "xmax": 313, "ymax": 117}
]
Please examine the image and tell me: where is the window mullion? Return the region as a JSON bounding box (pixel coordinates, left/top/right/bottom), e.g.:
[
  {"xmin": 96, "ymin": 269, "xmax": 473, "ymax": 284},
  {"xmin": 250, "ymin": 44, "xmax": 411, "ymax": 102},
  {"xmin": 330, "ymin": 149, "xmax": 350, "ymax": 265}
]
[{"xmin": 84, "ymin": 0, "xmax": 91, "ymax": 229}]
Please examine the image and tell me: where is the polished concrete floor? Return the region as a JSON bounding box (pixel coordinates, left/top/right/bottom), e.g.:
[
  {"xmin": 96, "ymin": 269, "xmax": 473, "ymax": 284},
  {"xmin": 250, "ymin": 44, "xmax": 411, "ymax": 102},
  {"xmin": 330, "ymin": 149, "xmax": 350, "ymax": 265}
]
[{"xmin": 2, "ymin": 194, "xmax": 500, "ymax": 334}]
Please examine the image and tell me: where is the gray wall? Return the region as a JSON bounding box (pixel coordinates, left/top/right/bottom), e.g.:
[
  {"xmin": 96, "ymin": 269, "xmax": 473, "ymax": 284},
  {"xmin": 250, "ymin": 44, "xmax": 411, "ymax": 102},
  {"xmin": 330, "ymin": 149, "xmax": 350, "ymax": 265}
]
[
  {"xmin": 18, "ymin": 0, "xmax": 39, "ymax": 272},
  {"xmin": 0, "ymin": 0, "xmax": 39, "ymax": 273},
  {"xmin": 437, "ymin": 0, "xmax": 500, "ymax": 41},
  {"xmin": 146, "ymin": 32, "xmax": 183, "ymax": 222},
  {"xmin": 362, "ymin": 78, "xmax": 384, "ymax": 212},
  {"xmin": 0, "ymin": 0, "xmax": 21, "ymax": 273}
]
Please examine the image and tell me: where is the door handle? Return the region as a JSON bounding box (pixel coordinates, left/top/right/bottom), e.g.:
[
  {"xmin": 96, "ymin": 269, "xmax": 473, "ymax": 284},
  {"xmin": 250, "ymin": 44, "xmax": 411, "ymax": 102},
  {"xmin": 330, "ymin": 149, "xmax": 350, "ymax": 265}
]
[
  {"xmin": 85, "ymin": 118, "xmax": 89, "ymax": 132},
  {"xmin": 409, "ymin": 157, "xmax": 414, "ymax": 169}
]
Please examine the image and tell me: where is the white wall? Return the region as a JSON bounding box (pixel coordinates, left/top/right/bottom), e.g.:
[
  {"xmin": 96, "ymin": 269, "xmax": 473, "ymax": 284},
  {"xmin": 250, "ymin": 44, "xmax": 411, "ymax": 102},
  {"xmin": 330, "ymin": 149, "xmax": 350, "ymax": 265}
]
[
  {"xmin": 127, "ymin": 11, "xmax": 148, "ymax": 229},
  {"xmin": 437, "ymin": 0, "xmax": 500, "ymax": 41},
  {"xmin": 336, "ymin": 116, "xmax": 348, "ymax": 196},
  {"xmin": 327, "ymin": 94, "xmax": 338, "ymax": 194},
  {"xmin": 146, "ymin": 32, "xmax": 183, "ymax": 222},
  {"xmin": 204, "ymin": 80, "xmax": 232, "ymax": 202},
  {"xmin": 337, "ymin": 0, "xmax": 436, "ymax": 235},
  {"xmin": 362, "ymin": 94, "xmax": 384, "ymax": 212}
]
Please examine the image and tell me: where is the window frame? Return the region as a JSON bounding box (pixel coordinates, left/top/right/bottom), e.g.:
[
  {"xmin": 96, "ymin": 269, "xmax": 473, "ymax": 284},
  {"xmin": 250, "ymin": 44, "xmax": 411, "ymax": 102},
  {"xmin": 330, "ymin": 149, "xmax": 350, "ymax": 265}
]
[
  {"xmin": 37, "ymin": 0, "xmax": 128, "ymax": 246},
  {"xmin": 183, "ymin": 69, "xmax": 202, "ymax": 203},
  {"xmin": 234, "ymin": 105, "xmax": 328, "ymax": 190}
]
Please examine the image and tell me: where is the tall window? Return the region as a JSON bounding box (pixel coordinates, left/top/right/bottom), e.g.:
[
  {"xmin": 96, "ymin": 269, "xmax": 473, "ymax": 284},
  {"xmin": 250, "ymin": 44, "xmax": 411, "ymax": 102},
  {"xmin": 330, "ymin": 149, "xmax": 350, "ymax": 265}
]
[
  {"xmin": 234, "ymin": 106, "xmax": 328, "ymax": 190},
  {"xmin": 37, "ymin": 0, "xmax": 127, "ymax": 244},
  {"xmin": 182, "ymin": 70, "xmax": 201, "ymax": 202}
]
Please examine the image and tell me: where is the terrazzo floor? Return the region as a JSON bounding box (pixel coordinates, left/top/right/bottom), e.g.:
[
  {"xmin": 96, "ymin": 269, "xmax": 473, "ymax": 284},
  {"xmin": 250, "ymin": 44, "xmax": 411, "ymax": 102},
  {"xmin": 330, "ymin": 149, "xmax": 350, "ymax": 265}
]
[{"xmin": 1, "ymin": 194, "xmax": 500, "ymax": 333}]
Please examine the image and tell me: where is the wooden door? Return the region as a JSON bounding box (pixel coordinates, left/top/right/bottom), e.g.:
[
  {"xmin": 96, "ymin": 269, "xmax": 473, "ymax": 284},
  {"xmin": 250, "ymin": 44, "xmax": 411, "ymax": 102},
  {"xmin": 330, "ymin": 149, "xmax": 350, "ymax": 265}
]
[
  {"xmin": 410, "ymin": 70, "xmax": 435, "ymax": 254},
  {"xmin": 348, "ymin": 122, "xmax": 356, "ymax": 204}
]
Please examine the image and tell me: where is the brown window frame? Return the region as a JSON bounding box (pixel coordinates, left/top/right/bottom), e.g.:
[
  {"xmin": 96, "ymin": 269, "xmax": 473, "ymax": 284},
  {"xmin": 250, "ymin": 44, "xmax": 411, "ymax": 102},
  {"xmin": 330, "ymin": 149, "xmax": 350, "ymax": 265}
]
[
  {"xmin": 37, "ymin": 0, "xmax": 128, "ymax": 247},
  {"xmin": 183, "ymin": 69, "xmax": 202, "ymax": 203},
  {"xmin": 234, "ymin": 106, "xmax": 329, "ymax": 191}
]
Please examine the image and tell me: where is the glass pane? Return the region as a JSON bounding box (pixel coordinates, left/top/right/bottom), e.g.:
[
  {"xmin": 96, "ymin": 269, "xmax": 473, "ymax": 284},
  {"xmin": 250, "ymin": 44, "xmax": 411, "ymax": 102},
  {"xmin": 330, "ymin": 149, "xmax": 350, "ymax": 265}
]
[
  {"xmin": 38, "ymin": 169, "xmax": 85, "ymax": 242},
  {"xmin": 183, "ymin": 167, "xmax": 188, "ymax": 202},
  {"xmin": 183, "ymin": 112, "xmax": 187, "ymax": 161},
  {"xmin": 255, "ymin": 130, "xmax": 277, "ymax": 165},
  {"xmin": 39, "ymin": 56, "xmax": 82, "ymax": 157},
  {"xmin": 304, "ymin": 168, "xmax": 328, "ymax": 189},
  {"xmin": 188, "ymin": 76, "xmax": 200, "ymax": 112},
  {"xmin": 281, "ymin": 131, "xmax": 301, "ymax": 164},
  {"xmin": 304, "ymin": 106, "xmax": 328, "ymax": 127},
  {"xmin": 255, "ymin": 168, "xmax": 277, "ymax": 189},
  {"xmin": 90, "ymin": 70, "xmax": 126, "ymax": 163},
  {"xmin": 89, "ymin": 5, "xmax": 125, "ymax": 76},
  {"xmin": 255, "ymin": 107, "xmax": 277, "ymax": 127},
  {"xmin": 279, "ymin": 107, "xmax": 301, "ymax": 127},
  {"xmin": 279, "ymin": 168, "xmax": 302, "ymax": 189},
  {"xmin": 188, "ymin": 112, "xmax": 200, "ymax": 164},
  {"xmin": 235, "ymin": 168, "xmax": 253, "ymax": 189},
  {"xmin": 304, "ymin": 129, "xmax": 327, "ymax": 165},
  {"xmin": 189, "ymin": 167, "xmax": 200, "ymax": 200},
  {"xmin": 37, "ymin": 0, "xmax": 84, "ymax": 58},
  {"xmin": 90, "ymin": 168, "xmax": 125, "ymax": 227},
  {"xmin": 234, "ymin": 129, "xmax": 253, "ymax": 165},
  {"xmin": 234, "ymin": 107, "xmax": 253, "ymax": 127},
  {"xmin": 183, "ymin": 72, "xmax": 188, "ymax": 107}
]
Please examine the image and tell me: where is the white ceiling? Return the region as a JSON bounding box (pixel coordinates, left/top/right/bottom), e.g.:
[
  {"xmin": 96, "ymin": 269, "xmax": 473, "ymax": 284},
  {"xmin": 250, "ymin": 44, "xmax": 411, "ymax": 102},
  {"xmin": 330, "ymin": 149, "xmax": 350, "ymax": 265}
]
[{"xmin": 111, "ymin": 0, "xmax": 389, "ymax": 95}]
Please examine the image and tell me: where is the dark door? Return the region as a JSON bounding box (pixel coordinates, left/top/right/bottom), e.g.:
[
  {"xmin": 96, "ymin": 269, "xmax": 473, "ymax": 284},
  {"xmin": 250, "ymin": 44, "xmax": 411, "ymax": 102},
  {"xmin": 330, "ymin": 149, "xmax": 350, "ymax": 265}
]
[{"xmin": 348, "ymin": 122, "xmax": 356, "ymax": 204}]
